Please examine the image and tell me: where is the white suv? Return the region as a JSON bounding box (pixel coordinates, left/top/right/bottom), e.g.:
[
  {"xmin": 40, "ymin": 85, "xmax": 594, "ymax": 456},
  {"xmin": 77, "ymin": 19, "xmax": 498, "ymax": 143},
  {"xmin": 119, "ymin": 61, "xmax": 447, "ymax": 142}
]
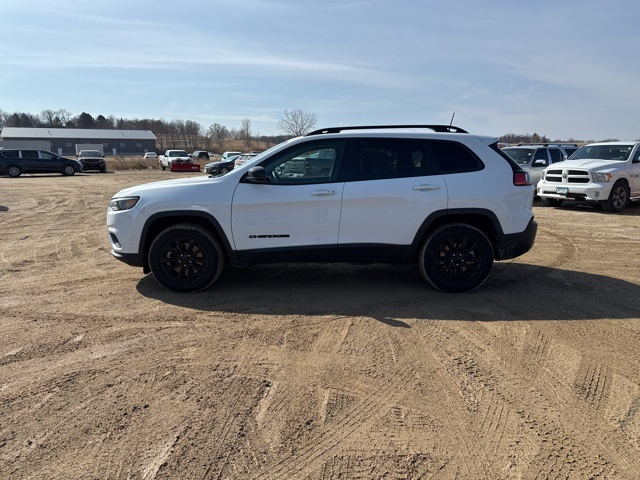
[
  {"xmin": 537, "ymin": 142, "xmax": 640, "ymax": 212},
  {"xmin": 107, "ymin": 125, "xmax": 537, "ymax": 293}
]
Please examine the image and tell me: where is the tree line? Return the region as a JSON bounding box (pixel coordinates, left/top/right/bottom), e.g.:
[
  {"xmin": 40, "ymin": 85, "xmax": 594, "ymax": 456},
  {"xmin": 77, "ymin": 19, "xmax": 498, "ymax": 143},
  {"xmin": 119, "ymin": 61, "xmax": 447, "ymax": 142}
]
[
  {"xmin": 2, "ymin": 108, "xmax": 612, "ymax": 150},
  {"xmin": 0, "ymin": 108, "xmax": 319, "ymax": 153}
]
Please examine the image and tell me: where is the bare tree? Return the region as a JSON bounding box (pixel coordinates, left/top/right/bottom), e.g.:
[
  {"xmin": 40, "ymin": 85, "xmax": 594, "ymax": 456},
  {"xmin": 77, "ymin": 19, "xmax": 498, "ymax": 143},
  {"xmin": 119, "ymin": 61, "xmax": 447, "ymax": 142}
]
[
  {"xmin": 184, "ymin": 120, "xmax": 202, "ymax": 149},
  {"xmin": 208, "ymin": 123, "xmax": 229, "ymax": 151},
  {"xmin": 40, "ymin": 109, "xmax": 58, "ymax": 126},
  {"xmin": 239, "ymin": 118, "xmax": 252, "ymax": 149},
  {"xmin": 277, "ymin": 109, "xmax": 317, "ymax": 137}
]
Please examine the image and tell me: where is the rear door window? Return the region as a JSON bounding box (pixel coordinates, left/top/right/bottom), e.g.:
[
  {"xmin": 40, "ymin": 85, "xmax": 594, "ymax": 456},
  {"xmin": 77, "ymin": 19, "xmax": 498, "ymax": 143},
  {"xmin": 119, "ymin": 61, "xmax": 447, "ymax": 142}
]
[
  {"xmin": 355, "ymin": 138, "xmax": 436, "ymax": 181},
  {"xmin": 20, "ymin": 150, "xmax": 39, "ymax": 159}
]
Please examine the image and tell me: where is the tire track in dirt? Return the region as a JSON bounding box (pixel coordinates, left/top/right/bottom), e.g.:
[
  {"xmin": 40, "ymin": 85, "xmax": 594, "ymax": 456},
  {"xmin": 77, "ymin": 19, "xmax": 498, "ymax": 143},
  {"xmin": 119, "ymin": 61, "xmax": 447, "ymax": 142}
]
[
  {"xmin": 310, "ymin": 321, "xmax": 500, "ymax": 479},
  {"xmin": 245, "ymin": 320, "xmax": 427, "ymax": 479},
  {"xmin": 251, "ymin": 364, "xmax": 416, "ymax": 479},
  {"xmin": 534, "ymin": 225, "xmax": 577, "ymax": 269},
  {"xmin": 574, "ymin": 359, "xmax": 611, "ymax": 409},
  {"xmin": 455, "ymin": 320, "xmax": 640, "ymax": 477}
]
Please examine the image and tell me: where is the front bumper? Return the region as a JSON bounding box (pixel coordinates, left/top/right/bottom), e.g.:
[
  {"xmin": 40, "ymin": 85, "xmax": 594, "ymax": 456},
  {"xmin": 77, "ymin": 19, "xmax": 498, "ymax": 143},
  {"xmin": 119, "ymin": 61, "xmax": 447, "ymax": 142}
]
[{"xmin": 537, "ymin": 183, "xmax": 611, "ymax": 202}]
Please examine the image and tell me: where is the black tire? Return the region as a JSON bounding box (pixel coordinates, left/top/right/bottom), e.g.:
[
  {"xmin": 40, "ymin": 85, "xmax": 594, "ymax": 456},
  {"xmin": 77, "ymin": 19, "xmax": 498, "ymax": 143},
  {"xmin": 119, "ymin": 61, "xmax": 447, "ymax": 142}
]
[
  {"xmin": 100, "ymin": 166, "xmax": 106, "ymax": 173},
  {"xmin": 541, "ymin": 197, "xmax": 564, "ymax": 207},
  {"xmin": 148, "ymin": 224, "xmax": 225, "ymax": 292},
  {"xmin": 419, "ymin": 224, "xmax": 494, "ymax": 293},
  {"xmin": 600, "ymin": 181, "xmax": 629, "ymax": 212},
  {"xmin": 7, "ymin": 165, "xmax": 21, "ymax": 177},
  {"xmin": 62, "ymin": 164, "xmax": 76, "ymax": 176},
  {"xmin": 161, "ymin": 164, "xmax": 166, "ymax": 171}
]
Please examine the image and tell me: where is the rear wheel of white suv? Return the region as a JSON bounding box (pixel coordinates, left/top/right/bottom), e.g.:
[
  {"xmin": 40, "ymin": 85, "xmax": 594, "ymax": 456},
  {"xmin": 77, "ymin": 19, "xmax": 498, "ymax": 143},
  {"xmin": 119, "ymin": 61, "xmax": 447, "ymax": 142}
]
[
  {"xmin": 148, "ymin": 224, "xmax": 225, "ymax": 292},
  {"xmin": 419, "ymin": 224, "xmax": 494, "ymax": 293}
]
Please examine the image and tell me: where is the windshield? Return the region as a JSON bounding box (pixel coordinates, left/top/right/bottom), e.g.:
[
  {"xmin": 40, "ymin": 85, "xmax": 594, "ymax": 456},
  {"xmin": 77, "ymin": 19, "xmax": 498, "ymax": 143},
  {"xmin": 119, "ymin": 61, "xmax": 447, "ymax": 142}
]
[
  {"xmin": 570, "ymin": 144, "xmax": 632, "ymax": 161},
  {"xmin": 169, "ymin": 151, "xmax": 188, "ymax": 157},
  {"xmin": 502, "ymin": 148, "xmax": 534, "ymax": 165},
  {"xmin": 79, "ymin": 150, "xmax": 102, "ymax": 157}
]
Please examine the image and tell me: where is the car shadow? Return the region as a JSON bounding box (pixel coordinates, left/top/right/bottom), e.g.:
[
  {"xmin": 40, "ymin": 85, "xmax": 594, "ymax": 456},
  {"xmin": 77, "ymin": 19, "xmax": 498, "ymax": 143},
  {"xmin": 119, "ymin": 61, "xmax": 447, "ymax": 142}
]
[{"xmin": 136, "ymin": 262, "xmax": 640, "ymax": 323}]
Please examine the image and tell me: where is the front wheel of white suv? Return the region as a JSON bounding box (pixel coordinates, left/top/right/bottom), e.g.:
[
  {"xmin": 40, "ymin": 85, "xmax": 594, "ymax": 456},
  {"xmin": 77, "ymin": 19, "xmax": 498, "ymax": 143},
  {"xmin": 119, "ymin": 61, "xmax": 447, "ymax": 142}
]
[
  {"xmin": 419, "ymin": 224, "xmax": 494, "ymax": 293},
  {"xmin": 148, "ymin": 224, "xmax": 225, "ymax": 292}
]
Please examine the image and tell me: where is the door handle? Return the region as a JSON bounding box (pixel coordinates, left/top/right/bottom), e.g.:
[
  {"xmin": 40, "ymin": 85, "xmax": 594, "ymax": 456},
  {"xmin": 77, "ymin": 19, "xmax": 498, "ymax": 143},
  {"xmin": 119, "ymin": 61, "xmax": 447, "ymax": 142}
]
[
  {"xmin": 413, "ymin": 184, "xmax": 441, "ymax": 191},
  {"xmin": 309, "ymin": 190, "xmax": 337, "ymax": 196}
]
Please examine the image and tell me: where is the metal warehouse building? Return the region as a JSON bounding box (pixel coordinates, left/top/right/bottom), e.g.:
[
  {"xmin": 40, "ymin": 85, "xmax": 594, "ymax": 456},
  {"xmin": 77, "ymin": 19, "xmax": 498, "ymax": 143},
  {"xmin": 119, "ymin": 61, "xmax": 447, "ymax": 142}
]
[{"xmin": 0, "ymin": 127, "xmax": 157, "ymax": 156}]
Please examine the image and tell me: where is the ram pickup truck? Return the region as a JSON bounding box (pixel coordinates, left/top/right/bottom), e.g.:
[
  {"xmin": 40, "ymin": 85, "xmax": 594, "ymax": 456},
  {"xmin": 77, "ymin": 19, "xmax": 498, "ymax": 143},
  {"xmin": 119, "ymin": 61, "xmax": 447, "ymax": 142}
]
[
  {"xmin": 159, "ymin": 150, "xmax": 200, "ymax": 172},
  {"xmin": 537, "ymin": 141, "xmax": 640, "ymax": 212}
]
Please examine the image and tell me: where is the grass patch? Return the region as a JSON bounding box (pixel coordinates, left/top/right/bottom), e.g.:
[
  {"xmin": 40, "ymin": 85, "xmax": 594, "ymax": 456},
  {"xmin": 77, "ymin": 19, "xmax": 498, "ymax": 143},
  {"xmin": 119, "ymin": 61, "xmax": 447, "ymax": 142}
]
[{"xmin": 105, "ymin": 157, "xmax": 210, "ymax": 171}]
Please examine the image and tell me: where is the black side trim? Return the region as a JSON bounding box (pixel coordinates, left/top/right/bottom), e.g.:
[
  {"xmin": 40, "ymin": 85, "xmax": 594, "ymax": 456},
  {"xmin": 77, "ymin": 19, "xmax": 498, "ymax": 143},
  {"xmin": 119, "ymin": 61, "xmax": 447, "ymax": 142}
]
[
  {"xmin": 111, "ymin": 249, "xmax": 144, "ymax": 268},
  {"xmin": 336, "ymin": 244, "xmax": 409, "ymax": 263},
  {"xmin": 235, "ymin": 244, "xmax": 413, "ymax": 266},
  {"xmin": 236, "ymin": 245, "xmax": 338, "ymax": 265}
]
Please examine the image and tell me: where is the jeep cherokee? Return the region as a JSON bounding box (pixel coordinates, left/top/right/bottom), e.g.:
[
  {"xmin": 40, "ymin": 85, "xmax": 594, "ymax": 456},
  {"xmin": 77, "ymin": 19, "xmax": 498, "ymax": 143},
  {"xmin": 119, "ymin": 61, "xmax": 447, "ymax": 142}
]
[{"xmin": 107, "ymin": 125, "xmax": 537, "ymax": 293}]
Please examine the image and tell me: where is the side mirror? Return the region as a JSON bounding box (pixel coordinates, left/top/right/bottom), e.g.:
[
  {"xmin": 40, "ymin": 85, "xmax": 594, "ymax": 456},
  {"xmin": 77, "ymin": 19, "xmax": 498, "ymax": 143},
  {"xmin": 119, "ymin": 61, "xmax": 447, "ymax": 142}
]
[
  {"xmin": 532, "ymin": 159, "xmax": 546, "ymax": 167},
  {"xmin": 246, "ymin": 166, "xmax": 270, "ymax": 183}
]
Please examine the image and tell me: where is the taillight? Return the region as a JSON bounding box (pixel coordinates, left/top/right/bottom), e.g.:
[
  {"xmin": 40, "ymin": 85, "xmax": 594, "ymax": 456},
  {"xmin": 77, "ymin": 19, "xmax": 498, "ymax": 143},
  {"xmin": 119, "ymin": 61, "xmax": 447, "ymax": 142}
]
[{"xmin": 514, "ymin": 171, "xmax": 531, "ymax": 186}]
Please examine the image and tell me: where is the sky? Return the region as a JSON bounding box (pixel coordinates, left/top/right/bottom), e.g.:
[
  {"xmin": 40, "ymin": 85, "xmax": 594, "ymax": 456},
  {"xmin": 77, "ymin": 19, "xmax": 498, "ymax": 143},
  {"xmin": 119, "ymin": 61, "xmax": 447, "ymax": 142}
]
[{"xmin": 1, "ymin": 0, "xmax": 639, "ymax": 140}]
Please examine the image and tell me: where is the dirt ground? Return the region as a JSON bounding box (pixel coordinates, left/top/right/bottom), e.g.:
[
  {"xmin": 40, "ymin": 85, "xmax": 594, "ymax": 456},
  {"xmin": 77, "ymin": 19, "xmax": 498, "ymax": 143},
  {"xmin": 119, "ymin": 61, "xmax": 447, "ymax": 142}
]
[{"xmin": 1, "ymin": 170, "xmax": 640, "ymax": 480}]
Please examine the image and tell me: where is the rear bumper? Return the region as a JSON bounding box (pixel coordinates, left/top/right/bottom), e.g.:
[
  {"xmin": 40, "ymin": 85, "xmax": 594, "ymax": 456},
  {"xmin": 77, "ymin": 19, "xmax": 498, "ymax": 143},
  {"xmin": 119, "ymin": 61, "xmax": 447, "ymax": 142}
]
[{"xmin": 498, "ymin": 217, "xmax": 537, "ymax": 260}]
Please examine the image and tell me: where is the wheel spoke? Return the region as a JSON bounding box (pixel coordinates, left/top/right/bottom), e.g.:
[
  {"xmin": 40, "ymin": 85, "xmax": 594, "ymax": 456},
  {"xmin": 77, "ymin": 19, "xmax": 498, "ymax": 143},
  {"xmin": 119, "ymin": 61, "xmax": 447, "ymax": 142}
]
[
  {"xmin": 435, "ymin": 236, "xmax": 483, "ymax": 282},
  {"xmin": 158, "ymin": 236, "xmax": 212, "ymax": 284}
]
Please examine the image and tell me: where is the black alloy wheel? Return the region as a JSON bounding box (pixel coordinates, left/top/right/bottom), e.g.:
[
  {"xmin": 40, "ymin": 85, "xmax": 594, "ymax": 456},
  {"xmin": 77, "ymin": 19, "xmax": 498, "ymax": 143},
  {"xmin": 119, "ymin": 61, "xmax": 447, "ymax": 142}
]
[
  {"xmin": 148, "ymin": 224, "xmax": 225, "ymax": 292},
  {"xmin": 419, "ymin": 224, "xmax": 494, "ymax": 292}
]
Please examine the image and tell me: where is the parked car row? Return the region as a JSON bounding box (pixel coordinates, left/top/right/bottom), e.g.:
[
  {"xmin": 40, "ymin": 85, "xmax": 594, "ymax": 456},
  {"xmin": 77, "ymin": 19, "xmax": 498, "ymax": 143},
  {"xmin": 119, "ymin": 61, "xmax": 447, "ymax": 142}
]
[
  {"xmin": 502, "ymin": 144, "xmax": 578, "ymax": 186},
  {"xmin": 203, "ymin": 152, "xmax": 260, "ymax": 175},
  {"xmin": 502, "ymin": 141, "xmax": 640, "ymax": 212},
  {"xmin": 536, "ymin": 141, "xmax": 640, "ymax": 212}
]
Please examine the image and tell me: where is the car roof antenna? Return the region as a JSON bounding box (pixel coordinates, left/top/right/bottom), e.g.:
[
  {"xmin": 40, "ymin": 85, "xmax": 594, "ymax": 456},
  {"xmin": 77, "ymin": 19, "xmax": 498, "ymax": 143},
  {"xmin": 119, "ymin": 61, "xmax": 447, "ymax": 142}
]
[{"xmin": 449, "ymin": 112, "xmax": 455, "ymax": 127}]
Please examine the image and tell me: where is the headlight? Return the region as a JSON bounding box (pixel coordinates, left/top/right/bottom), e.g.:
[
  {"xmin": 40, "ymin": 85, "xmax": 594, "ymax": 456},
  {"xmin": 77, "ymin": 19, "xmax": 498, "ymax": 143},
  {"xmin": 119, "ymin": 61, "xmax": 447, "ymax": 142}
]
[
  {"xmin": 592, "ymin": 172, "xmax": 613, "ymax": 182},
  {"xmin": 109, "ymin": 196, "xmax": 140, "ymax": 211}
]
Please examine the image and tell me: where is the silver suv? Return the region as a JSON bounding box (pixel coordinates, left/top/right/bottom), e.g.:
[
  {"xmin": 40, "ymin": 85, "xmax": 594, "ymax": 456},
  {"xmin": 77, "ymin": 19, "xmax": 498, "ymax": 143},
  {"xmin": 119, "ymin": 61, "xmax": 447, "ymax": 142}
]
[
  {"xmin": 502, "ymin": 144, "xmax": 578, "ymax": 187},
  {"xmin": 108, "ymin": 125, "xmax": 537, "ymax": 293}
]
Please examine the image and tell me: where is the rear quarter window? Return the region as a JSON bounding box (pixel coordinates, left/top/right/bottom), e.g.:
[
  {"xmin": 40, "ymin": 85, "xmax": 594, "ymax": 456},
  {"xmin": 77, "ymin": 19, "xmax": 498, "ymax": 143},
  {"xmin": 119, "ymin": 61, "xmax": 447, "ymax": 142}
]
[
  {"xmin": 430, "ymin": 140, "xmax": 484, "ymax": 174},
  {"xmin": 0, "ymin": 150, "xmax": 20, "ymax": 159}
]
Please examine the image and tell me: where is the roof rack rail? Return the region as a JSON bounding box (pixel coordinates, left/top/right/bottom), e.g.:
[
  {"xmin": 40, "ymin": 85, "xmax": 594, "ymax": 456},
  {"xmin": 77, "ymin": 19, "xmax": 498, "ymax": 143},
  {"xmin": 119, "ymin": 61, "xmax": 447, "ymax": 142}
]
[
  {"xmin": 516, "ymin": 142, "xmax": 578, "ymax": 147},
  {"xmin": 306, "ymin": 124, "xmax": 468, "ymax": 136}
]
